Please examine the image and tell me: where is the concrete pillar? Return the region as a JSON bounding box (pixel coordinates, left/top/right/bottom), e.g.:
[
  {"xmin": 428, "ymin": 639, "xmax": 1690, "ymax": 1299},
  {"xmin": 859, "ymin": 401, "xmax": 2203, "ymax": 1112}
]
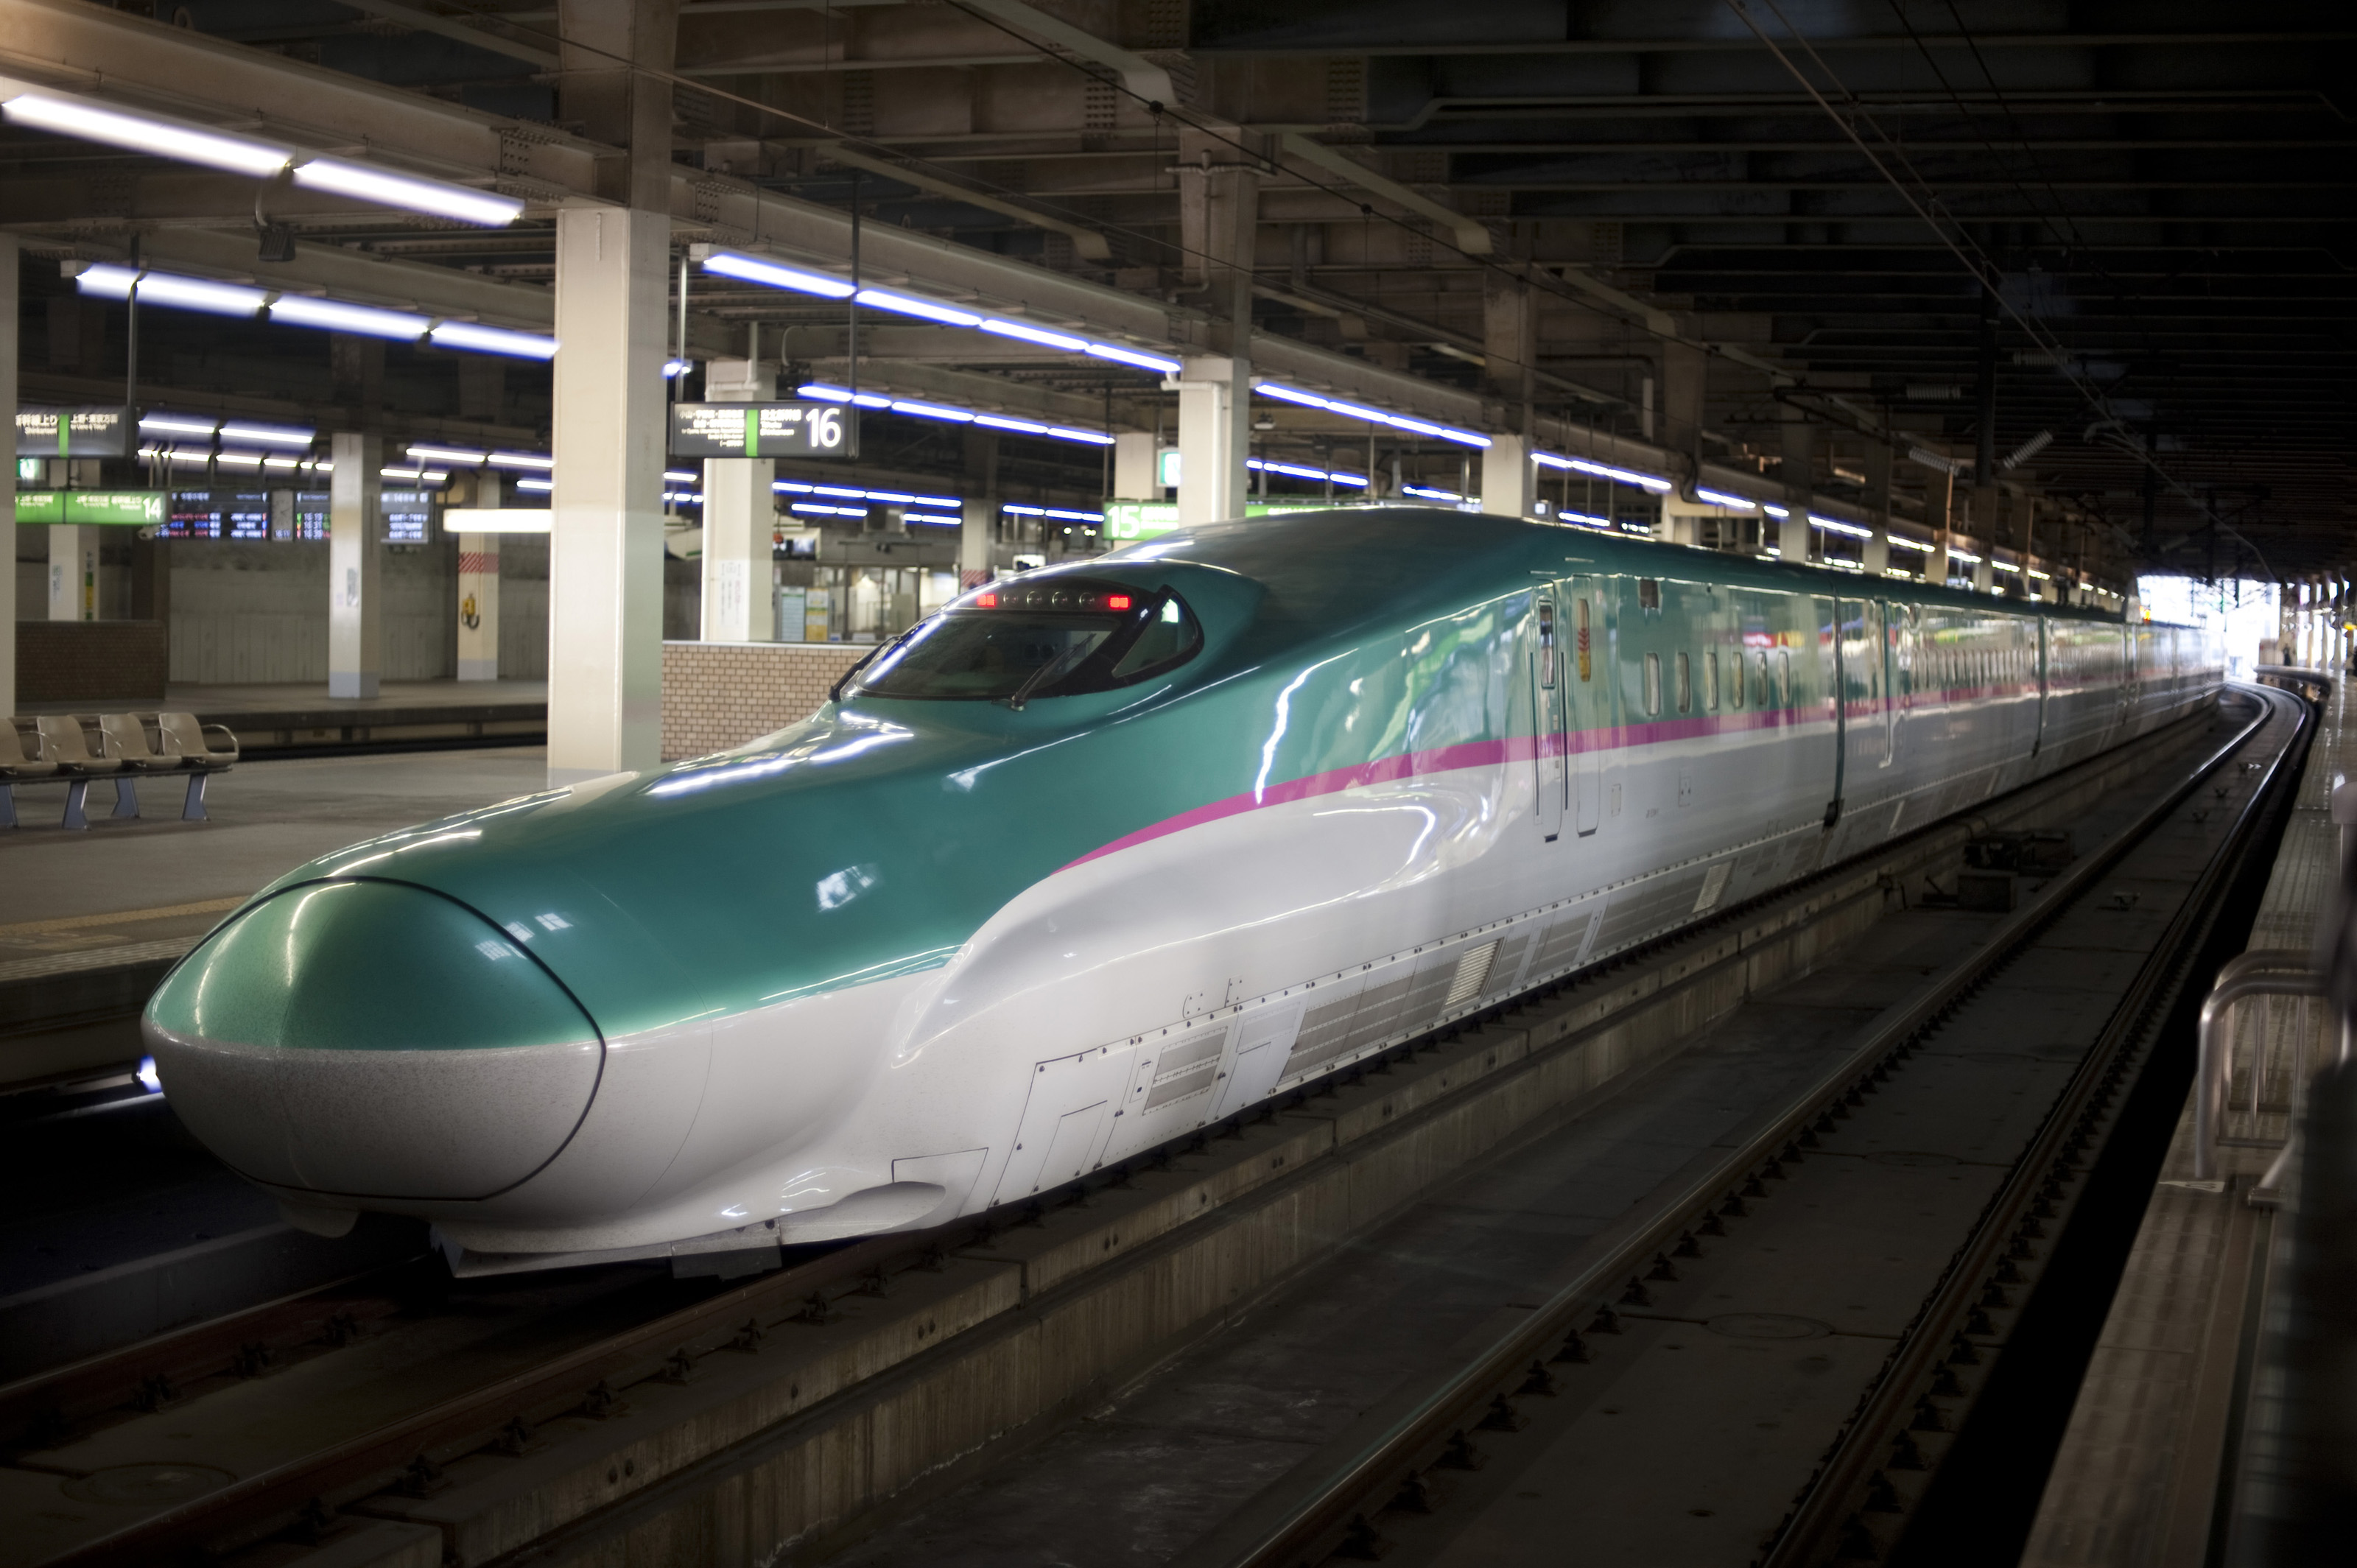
[
  {"xmin": 1177, "ymin": 356, "xmax": 1248, "ymax": 528},
  {"xmin": 700, "ymin": 356, "xmax": 777, "ymax": 644},
  {"xmin": 48, "ymin": 526, "xmax": 97, "ymax": 621},
  {"xmin": 1863, "ymin": 441, "xmax": 1891, "ymax": 576},
  {"xmin": 1481, "ymin": 433, "xmax": 1536, "ymax": 519},
  {"xmin": 0, "ymin": 239, "xmax": 13, "ymax": 717},
  {"xmin": 1925, "ymin": 465, "xmax": 1953, "ymax": 588},
  {"xmin": 959, "ymin": 426, "xmax": 1000, "ymax": 586},
  {"xmin": 1779, "ymin": 409, "xmax": 1814, "ymax": 564},
  {"xmin": 328, "ymin": 432, "xmax": 382, "ymax": 699},
  {"xmin": 1112, "ymin": 432, "xmax": 1156, "ymax": 500},
  {"xmin": 549, "ymin": 207, "xmax": 667, "ymax": 784},
  {"xmin": 1661, "ymin": 339, "xmax": 1707, "ymax": 481},
  {"xmin": 457, "ymin": 532, "xmax": 500, "ymax": 681}
]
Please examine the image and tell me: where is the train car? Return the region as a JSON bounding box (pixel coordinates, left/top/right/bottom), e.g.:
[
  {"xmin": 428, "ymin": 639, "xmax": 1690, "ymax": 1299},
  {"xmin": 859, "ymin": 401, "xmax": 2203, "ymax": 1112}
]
[{"xmin": 143, "ymin": 507, "xmax": 2223, "ymax": 1275}]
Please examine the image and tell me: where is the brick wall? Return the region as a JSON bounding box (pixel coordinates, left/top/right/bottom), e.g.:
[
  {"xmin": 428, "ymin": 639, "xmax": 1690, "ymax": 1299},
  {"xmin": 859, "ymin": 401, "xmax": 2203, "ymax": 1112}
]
[
  {"xmin": 661, "ymin": 640, "xmax": 871, "ymax": 759},
  {"xmin": 16, "ymin": 620, "xmax": 169, "ymax": 703}
]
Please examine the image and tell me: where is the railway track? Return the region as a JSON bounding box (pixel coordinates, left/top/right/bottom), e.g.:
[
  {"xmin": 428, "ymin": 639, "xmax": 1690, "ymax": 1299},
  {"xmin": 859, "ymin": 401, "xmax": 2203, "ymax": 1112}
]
[
  {"xmin": 1142, "ymin": 683, "xmax": 2310, "ymax": 1568},
  {"xmin": 0, "ymin": 696, "xmax": 2280, "ymax": 1568}
]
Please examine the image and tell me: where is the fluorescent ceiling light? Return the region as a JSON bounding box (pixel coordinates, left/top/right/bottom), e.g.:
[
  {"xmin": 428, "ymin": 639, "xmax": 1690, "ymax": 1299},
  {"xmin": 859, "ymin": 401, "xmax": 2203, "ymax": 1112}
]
[
  {"xmin": 78, "ymin": 263, "xmax": 555, "ymax": 358},
  {"xmin": 77, "ymin": 263, "xmax": 265, "ymax": 317},
  {"xmin": 664, "ymin": 359, "xmax": 695, "ymax": 378},
  {"xmin": 218, "ymin": 421, "xmax": 315, "ymax": 448},
  {"xmin": 1531, "ymin": 451, "xmax": 1672, "ymax": 493},
  {"xmin": 291, "ymin": 158, "xmax": 521, "ymax": 227},
  {"xmin": 139, "ymin": 412, "xmax": 219, "ymax": 437},
  {"xmin": 380, "ymin": 465, "xmax": 450, "ymax": 482},
  {"xmin": 706, "ymin": 249, "xmax": 1181, "ymax": 375},
  {"xmin": 443, "ymin": 508, "xmax": 551, "ymax": 533},
  {"xmin": 1248, "ymin": 457, "xmax": 1368, "ymax": 488},
  {"xmin": 702, "ymin": 251, "xmax": 855, "ymax": 298},
  {"xmin": 513, "ymin": 477, "xmax": 554, "ymax": 491},
  {"xmin": 980, "ymin": 318, "xmax": 1089, "ymax": 352},
  {"xmin": 408, "ymin": 444, "xmax": 488, "ymax": 465},
  {"xmin": 432, "ymin": 322, "xmax": 559, "ymax": 360},
  {"xmin": 211, "ymin": 451, "xmax": 267, "ymax": 467},
  {"xmin": 1810, "ymin": 513, "xmax": 1875, "ymax": 539},
  {"xmin": 271, "ymin": 295, "xmax": 429, "ymax": 340},
  {"xmin": 1257, "ymin": 382, "xmax": 1490, "ymax": 448},
  {"xmin": 1402, "ymin": 485, "xmax": 1465, "ymax": 502},
  {"xmin": 488, "ymin": 451, "xmax": 554, "ymax": 471},
  {"xmin": 3, "ymin": 86, "xmax": 518, "ymax": 226},
  {"xmin": 1762, "ymin": 504, "xmax": 1791, "ymax": 518},
  {"xmin": 1001, "ymin": 504, "xmax": 1103, "ymax": 521},
  {"xmin": 856, "ymin": 287, "xmax": 981, "ymax": 327},
  {"xmin": 1888, "ymin": 535, "xmax": 1935, "ymax": 553},
  {"xmin": 774, "ymin": 480, "xmax": 962, "ymax": 507},
  {"xmin": 664, "ymin": 469, "xmax": 699, "ymax": 482},
  {"xmin": 795, "ymin": 384, "xmax": 1114, "ymax": 446},
  {"xmin": 1, "ymin": 91, "xmax": 289, "ymax": 176},
  {"xmin": 1693, "ymin": 488, "xmax": 1757, "ymax": 511}
]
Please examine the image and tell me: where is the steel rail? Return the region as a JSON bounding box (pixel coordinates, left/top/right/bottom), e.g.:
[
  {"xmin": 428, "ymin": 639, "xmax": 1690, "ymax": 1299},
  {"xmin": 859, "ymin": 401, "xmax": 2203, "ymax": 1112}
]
[
  {"xmin": 1761, "ymin": 682, "xmax": 2311, "ymax": 1564},
  {"xmin": 35, "ymin": 704, "xmax": 2238, "ymax": 1567},
  {"xmin": 1209, "ymin": 686, "xmax": 2293, "ymax": 1568}
]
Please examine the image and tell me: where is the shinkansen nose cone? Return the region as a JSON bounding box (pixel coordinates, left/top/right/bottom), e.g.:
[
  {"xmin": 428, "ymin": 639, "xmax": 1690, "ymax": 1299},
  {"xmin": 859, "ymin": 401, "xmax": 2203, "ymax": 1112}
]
[{"xmin": 144, "ymin": 880, "xmax": 604, "ymax": 1201}]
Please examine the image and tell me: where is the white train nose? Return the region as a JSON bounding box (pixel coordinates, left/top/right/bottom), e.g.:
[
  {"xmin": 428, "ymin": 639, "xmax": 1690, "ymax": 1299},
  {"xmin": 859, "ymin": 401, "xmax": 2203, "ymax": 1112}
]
[{"xmin": 143, "ymin": 879, "xmax": 605, "ymax": 1202}]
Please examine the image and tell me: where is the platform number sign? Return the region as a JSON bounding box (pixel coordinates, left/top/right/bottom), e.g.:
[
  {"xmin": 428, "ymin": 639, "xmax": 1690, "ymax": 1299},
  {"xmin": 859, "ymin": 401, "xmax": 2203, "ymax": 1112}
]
[{"xmin": 670, "ymin": 401, "xmax": 854, "ymax": 460}]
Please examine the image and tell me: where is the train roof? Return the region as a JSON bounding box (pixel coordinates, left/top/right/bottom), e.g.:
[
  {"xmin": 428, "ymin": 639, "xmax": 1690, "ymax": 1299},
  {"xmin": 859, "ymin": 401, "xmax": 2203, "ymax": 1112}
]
[{"xmin": 1103, "ymin": 505, "xmax": 2152, "ymax": 630}]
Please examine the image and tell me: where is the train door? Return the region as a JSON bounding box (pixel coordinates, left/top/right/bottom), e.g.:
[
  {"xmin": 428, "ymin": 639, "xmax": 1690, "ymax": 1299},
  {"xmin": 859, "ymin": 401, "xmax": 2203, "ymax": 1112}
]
[
  {"xmin": 1567, "ymin": 577, "xmax": 1601, "ymax": 834},
  {"xmin": 2031, "ymin": 619, "xmax": 2050, "ymax": 757},
  {"xmin": 1838, "ymin": 598, "xmax": 1889, "ymax": 769},
  {"xmin": 1532, "ymin": 590, "xmax": 1567, "ymax": 841}
]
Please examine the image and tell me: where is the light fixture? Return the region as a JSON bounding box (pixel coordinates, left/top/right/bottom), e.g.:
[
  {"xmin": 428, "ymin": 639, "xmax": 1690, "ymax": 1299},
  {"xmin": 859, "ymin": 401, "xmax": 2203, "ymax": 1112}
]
[
  {"xmin": 1, "ymin": 84, "xmax": 521, "ymax": 226},
  {"xmin": 1762, "ymin": 504, "xmax": 1791, "ymax": 519},
  {"xmin": 664, "ymin": 469, "xmax": 699, "ymax": 482},
  {"xmin": 1401, "ymin": 485, "xmax": 1466, "ymax": 502},
  {"xmin": 75, "ymin": 263, "xmax": 265, "ymax": 317},
  {"xmin": 433, "ymin": 323, "xmax": 560, "ymax": 361},
  {"xmin": 71, "ymin": 262, "xmax": 556, "ymax": 359},
  {"xmin": 271, "ymin": 295, "xmax": 429, "ymax": 340},
  {"xmin": 795, "ymin": 384, "xmax": 1115, "ymax": 446},
  {"xmin": 1002, "ymin": 504, "xmax": 1103, "ymax": 522},
  {"xmin": 513, "ymin": 477, "xmax": 554, "ymax": 492},
  {"xmin": 289, "ymin": 158, "xmax": 521, "ymax": 227},
  {"xmin": 703, "ymin": 248, "xmax": 1181, "ymax": 375},
  {"xmin": 792, "ymin": 501, "xmax": 868, "ymax": 516},
  {"xmin": 408, "ymin": 444, "xmax": 488, "ymax": 465},
  {"xmin": 664, "ymin": 359, "xmax": 695, "ymax": 379},
  {"xmin": 1255, "ymin": 382, "xmax": 1492, "ymax": 449},
  {"xmin": 1693, "ymin": 488, "xmax": 1757, "ymax": 511},
  {"xmin": 1530, "ymin": 450, "xmax": 1672, "ymax": 493},
  {"xmin": 1246, "ymin": 457, "xmax": 1369, "ymax": 488},
  {"xmin": 138, "ymin": 412, "xmax": 222, "ymax": 437},
  {"xmin": 488, "ymin": 451, "xmax": 555, "ymax": 471},
  {"xmin": 1809, "ymin": 514, "xmax": 1875, "ymax": 540},
  {"xmin": 219, "ymin": 421, "xmax": 315, "ymax": 448},
  {"xmin": 380, "ymin": 465, "xmax": 450, "ymax": 483},
  {"xmin": 774, "ymin": 480, "xmax": 963, "ymax": 508},
  {"xmin": 1888, "ymin": 535, "xmax": 1936, "ymax": 554}
]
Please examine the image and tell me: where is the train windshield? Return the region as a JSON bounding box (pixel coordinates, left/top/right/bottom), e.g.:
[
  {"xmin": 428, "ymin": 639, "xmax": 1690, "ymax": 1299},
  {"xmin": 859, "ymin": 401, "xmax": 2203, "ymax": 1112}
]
[{"xmin": 851, "ymin": 580, "xmax": 1202, "ymax": 702}]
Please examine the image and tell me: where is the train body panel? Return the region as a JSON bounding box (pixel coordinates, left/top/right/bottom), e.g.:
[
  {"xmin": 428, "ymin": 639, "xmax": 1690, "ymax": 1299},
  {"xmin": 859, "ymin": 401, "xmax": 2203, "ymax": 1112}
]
[{"xmin": 143, "ymin": 508, "xmax": 2223, "ymax": 1269}]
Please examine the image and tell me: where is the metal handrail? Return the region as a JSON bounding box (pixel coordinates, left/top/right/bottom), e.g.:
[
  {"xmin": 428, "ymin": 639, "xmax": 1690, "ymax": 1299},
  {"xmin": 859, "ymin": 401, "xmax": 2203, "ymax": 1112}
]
[{"xmin": 2193, "ymin": 951, "xmax": 2330, "ymax": 1181}]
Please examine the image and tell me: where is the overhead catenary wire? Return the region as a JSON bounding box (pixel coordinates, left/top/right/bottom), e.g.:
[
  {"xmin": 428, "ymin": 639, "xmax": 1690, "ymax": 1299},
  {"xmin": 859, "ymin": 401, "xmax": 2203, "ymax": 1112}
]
[{"xmin": 1724, "ymin": 0, "xmax": 2273, "ymax": 582}]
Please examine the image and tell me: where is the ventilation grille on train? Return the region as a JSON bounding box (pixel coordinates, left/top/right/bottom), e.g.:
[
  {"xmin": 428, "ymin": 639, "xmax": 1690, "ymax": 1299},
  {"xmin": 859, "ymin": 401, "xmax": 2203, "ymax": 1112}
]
[{"xmin": 1445, "ymin": 941, "xmax": 1499, "ymax": 1009}]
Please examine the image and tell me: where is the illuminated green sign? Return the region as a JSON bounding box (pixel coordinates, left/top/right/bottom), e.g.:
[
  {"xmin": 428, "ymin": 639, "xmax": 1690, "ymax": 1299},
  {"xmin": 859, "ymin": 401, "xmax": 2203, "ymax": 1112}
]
[
  {"xmin": 1103, "ymin": 499, "xmax": 1340, "ymax": 541},
  {"xmin": 13, "ymin": 490, "xmax": 167, "ymax": 525}
]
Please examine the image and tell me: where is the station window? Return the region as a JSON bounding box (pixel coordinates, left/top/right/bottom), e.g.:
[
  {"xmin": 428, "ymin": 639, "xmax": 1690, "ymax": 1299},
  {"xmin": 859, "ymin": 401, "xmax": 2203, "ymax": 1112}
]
[
  {"xmin": 1644, "ymin": 653, "xmax": 1662, "ymax": 716},
  {"xmin": 1676, "ymin": 653, "xmax": 1692, "ymax": 713}
]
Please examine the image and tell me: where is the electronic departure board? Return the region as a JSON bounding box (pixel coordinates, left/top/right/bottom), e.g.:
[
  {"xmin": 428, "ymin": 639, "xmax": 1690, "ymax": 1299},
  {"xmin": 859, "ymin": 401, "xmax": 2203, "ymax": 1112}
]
[
  {"xmin": 670, "ymin": 401, "xmax": 851, "ymax": 459},
  {"xmin": 382, "ymin": 490, "xmax": 434, "ymax": 544}
]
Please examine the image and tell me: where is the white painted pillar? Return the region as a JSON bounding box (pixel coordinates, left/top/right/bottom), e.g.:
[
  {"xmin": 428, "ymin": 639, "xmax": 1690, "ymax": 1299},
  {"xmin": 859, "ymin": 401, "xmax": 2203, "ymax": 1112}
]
[
  {"xmin": 1779, "ymin": 409, "xmax": 1814, "ymax": 566},
  {"xmin": 457, "ymin": 538, "xmax": 500, "ymax": 681},
  {"xmin": 1177, "ymin": 356, "xmax": 1248, "ymax": 529},
  {"xmin": 328, "ymin": 432, "xmax": 382, "ymax": 699},
  {"xmin": 1480, "ymin": 433, "xmax": 1536, "ymax": 519},
  {"xmin": 549, "ymin": 205, "xmax": 667, "ymax": 787},
  {"xmin": 700, "ymin": 356, "xmax": 776, "ymax": 644},
  {"xmin": 1112, "ymin": 432, "xmax": 1156, "ymax": 499},
  {"xmin": 0, "ymin": 239, "xmax": 14, "ymax": 718},
  {"xmin": 48, "ymin": 526, "xmax": 96, "ymax": 620},
  {"xmin": 1863, "ymin": 440, "xmax": 1891, "ymax": 576}
]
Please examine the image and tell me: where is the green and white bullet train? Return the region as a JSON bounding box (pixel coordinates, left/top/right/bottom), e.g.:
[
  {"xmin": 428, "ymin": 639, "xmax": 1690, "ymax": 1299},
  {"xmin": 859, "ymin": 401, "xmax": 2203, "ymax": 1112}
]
[{"xmin": 145, "ymin": 507, "xmax": 2222, "ymax": 1273}]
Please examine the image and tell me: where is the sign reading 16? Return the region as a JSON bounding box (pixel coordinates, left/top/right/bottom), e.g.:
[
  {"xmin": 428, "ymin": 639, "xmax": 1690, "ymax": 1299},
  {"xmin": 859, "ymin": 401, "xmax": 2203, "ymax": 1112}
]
[{"xmin": 809, "ymin": 407, "xmax": 845, "ymax": 450}]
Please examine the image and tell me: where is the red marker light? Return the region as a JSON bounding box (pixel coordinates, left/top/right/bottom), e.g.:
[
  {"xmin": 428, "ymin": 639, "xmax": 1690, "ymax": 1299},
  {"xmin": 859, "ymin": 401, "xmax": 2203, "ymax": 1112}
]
[
  {"xmin": 975, "ymin": 593, "xmax": 998, "ymax": 608},
  {"xmin": 1106, "ymin": 594, "xmax": 1133, "ymax": 611}
]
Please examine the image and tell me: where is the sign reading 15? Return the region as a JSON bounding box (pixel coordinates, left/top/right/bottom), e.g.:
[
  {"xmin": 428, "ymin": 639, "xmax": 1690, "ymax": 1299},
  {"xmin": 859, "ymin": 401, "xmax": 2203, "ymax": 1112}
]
[{"xmin": 669, "ymin": 401, "xmax": 853, "ymax": 459}]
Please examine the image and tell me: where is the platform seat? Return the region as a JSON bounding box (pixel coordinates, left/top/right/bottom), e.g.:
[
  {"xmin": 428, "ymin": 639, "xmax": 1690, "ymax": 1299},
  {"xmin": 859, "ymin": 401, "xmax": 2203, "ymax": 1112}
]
[
  {"xmin": 31, "ymin": 714, "xmax": 122, "ymax": 832},
  {"xmin": 0, "ymin": 720, "xmax": 59, "ymax": 829},
  {"xmin": 147, "ymin": 712, "xmax": 239, "ymax": 822}
]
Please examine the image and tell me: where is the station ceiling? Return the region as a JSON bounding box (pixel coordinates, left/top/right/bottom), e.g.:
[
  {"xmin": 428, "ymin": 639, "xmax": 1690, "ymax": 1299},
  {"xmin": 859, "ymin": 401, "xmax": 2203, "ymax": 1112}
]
[{"xmin": 3, "ymin": 0, "xmax": 2350, "ymax": 583}]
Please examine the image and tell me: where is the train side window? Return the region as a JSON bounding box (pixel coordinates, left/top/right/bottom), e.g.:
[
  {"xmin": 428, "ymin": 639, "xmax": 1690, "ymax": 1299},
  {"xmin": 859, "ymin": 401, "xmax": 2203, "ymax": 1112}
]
[
  {"xmin": 1777, "ymin": 648, "xmax": 1792, "ymax": 709},
  {"xmin": 1756, "ymin": 650, "xmax": 1769, "ymax": 709},
  {"xmin": 1537, "ymin": 598, "xmax": 1558, "ymax": 689},
  {"xmin": 1639, "ymin": 578, "xmax": 1661, "ymax": 611},
  {"xmin": 1704, "ymin": 650, "xmax": 1720, "ymax": 710},
  {"xmin": 1676, "ymin": 653, "xmax": 1693, "ymax": 713},
  {"xmin": 1730, "ymin": 650, "xmax": 1745, "ymax": 709},
  {"xmin": 1644, "ymin": 653, "xmax": 1662, "ymax": 715}
]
